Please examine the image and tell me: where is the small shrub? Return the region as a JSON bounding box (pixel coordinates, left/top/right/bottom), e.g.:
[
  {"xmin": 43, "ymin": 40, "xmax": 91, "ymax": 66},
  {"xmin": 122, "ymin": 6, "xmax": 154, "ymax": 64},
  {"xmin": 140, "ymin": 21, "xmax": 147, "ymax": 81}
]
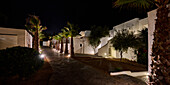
[
  {"xmin": 135, "ymin": 48, "xmax": 148, "ymax": 67},
  {"xmin": 0, "ymin": 46, "xmax": 44, "ymax": 77}
]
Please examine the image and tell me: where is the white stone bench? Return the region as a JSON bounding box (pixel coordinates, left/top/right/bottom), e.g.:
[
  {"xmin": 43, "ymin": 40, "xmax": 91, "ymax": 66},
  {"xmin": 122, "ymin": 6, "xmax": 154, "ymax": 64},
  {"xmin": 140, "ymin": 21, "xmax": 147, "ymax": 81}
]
[{"xmin": 110, "ymin": 71, "xmax": 148, "ymax": 77}]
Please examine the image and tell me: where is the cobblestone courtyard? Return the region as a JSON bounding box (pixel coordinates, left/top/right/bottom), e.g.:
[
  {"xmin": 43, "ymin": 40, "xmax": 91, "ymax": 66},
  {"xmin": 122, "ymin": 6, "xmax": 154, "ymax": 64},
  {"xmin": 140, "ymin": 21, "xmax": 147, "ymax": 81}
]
[{"xmin": 42, "ymin": 47, "xmax": 146, "ymax": 85}]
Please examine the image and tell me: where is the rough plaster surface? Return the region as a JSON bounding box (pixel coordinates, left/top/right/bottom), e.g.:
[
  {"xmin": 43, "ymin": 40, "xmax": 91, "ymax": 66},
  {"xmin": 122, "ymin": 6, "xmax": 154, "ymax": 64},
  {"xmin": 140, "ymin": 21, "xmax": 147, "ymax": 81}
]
[{"xmin": 0, "ymin": 27, "xmax": 32, "ymax": 49}]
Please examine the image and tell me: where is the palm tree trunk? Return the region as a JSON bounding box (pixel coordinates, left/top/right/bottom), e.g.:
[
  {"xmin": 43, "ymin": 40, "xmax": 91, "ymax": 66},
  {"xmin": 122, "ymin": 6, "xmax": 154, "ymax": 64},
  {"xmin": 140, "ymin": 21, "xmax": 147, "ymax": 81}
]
[
  {"xmin": 32, "ymin": 36, "xmax": 35, "ymax": 48},
  {"xmin": 71, "ymin": 36, "xmax": 74, "ymax": 57},
  {"xmin": 60, "ymin": 38, "xmax": 63, "ymax": 53},
  {"xmin": 65, "ymin": 38, "xmax": 68, "ymax": 54},
  {"xmin": 93, "ymin": 47, "xmax": 96, "ymax": 55},
  {"xmin": 38, "ymin": 39, "xmax": 41, "ymax": 51},
  {"xmin": 150, "ymin": 5, "xmax": 170, "ymax": 85},
  {"xmin": 34, "ymin": 29, "xmax": 39, "ymax": 52},
  {"xmin": 55, "ymin": 40, "xmax": 58, "ymax": 50},
  {"xmin": 57, "ymin": 40, "xmax": 60, "ymax": 50}
]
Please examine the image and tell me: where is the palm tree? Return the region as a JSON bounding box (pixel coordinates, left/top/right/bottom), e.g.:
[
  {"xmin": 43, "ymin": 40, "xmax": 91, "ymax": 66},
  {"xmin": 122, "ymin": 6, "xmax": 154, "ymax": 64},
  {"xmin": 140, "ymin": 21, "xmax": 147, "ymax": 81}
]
[
  {"xmin": 58, "ymin": 33, "xmax": 64, "ymax": 53},
  {"xmin": 39, "ymin": 26, "xmax": 47, "ymax": 48},
  {"xmin": 65, "ymin": 22, "xmax": 79, "ymax": 57},
  {"xmin": 61, "ymin": 28, "xmax": 71, "ymax": 54},
  {"xmin": 53, "ymin": 35, "xmax": 60, "ymax": 50},
  {"xmin": 25, "ymin": 15, "xmax": 40, "ymax": 51},
  {"xmin": 25, "ymin": 15, "xmax": 47, "ymax": 52},
  {"xmin": 114, "ymin": 0, "xmax": 170, "ymax": 84}
]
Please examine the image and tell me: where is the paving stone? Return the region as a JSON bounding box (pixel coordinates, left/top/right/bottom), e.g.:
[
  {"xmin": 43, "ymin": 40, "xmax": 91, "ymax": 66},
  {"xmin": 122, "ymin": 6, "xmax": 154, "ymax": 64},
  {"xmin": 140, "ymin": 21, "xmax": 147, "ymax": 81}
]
[{"xmin": 42, "ymin": 47, "xmax": 147, "ymax": 85}]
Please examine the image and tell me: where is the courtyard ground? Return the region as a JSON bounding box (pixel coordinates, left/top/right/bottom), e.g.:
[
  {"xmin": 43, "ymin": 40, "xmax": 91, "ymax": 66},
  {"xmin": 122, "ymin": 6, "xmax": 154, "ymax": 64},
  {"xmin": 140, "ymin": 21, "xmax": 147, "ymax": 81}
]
[
  {"xmin": 43, "ymin": 47, "xmax": 147, "ymax": 85},
  {"xmin": 73, "ymin": 54, "xmax": 147, "ymax": 74},
  {"xmin": 0, "ymin": 47, "xmax": 147, "ymax": 85}
]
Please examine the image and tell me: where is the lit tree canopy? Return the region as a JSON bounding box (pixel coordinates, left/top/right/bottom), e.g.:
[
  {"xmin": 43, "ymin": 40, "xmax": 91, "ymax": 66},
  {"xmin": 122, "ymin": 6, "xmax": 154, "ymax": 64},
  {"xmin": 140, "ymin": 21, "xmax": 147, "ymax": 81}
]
[
  {"xmin": 25, "ymin": 15, "xmax": 47, "ymax": 51},
  {"xmin": 111, "ymin": 29, "xmax": 138, "ymax": 60},
  {"xmin": 88, "ymin": 25, "xmax": 109, "ymax": 53}
]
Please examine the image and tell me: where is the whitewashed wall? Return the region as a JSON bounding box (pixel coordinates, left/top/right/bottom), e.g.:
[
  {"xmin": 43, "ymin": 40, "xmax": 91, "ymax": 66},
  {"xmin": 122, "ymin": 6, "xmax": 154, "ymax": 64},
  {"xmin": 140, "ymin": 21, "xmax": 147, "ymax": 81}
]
[
  {"xmin": 111, "ymin": 18, "xmax": 148, "ymax": 61},
  {"xmin": 98, "ymin": 41, "xmax": 110, "ymax": 57},
  {"xmin": 0, "ymin": 27, "xmax": 32, "ymax": 49},
  {"xmin": 148, "ymin": 9, "xmax": 157, "ymax": 73},
  {"xmin": 74, "ymin": 31, "xmax": 113, "ymax": 55},
  {"xmin": 74, "ymin": 17, "xmax": 148, "ymax": 60},
  {"xmin": 139, "ymin": 18, "xmax": 148, "ymax": 30},
  {"xmin": 0, "ymin": 35, "xmax": 18, "ymax": 49},
  {"xmin": 147, "ymin": 4, "xmax": 170, "ymax": 73},
  {"xmin": 25, "ymin": 30, "xmax": 32, "ymax": 48},
  {"xmin": 113, "ymin": 18, "xmax": 139, "ymax": 35},
  {"xmin": 74, "ymin": 37, "xmax": 94, "ymax": 54},
  {"xmin": 43, "ymin": 41, "xmax": 50, "ymax": 46},
  {"xmin": 115, "ymin": 48, "xmax": 137, "ymax": 61}
]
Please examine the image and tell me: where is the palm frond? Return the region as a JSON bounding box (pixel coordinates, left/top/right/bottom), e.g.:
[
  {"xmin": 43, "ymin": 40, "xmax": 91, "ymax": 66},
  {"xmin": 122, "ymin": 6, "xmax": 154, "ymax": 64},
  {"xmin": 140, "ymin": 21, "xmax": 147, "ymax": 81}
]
[
  {"xmin": 114, "ymin": 0, "xmax": 154, "ymax": 9},
  {"xmin": 61, "ymin": 29, "xmax": 66, "ymax": 33},
  {"xmin": 64, "ymin": 27, "xmax": 70, "ymax": 31},
  {"xmin": 39, "ymin": 32, "xmax": 46, "ymax": 39}
]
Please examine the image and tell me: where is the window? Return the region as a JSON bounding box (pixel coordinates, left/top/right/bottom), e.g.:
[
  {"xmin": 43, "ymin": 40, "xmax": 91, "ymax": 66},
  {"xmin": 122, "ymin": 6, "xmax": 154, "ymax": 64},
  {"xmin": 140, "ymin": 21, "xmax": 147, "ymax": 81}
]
[{"xmin": 80, "ymin": 44, "xmax": 82, "ymax": 47}]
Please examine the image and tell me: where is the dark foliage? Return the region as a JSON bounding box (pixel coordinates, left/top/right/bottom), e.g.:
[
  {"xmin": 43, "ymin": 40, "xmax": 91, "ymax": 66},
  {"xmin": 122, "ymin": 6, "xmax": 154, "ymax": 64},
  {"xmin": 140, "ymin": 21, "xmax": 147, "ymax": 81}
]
[
  {"xmin": 135, "ymin": 48, "xmax": 148, "ymax": 67},
  {"xmin": 135, "ymin": 28, "xmax": 148, "ymax": 67},
  {"xmin": 89, "ymin": 25, "xmax": 109, "ymax": 49},
  {"xmin": 0, "ymin": 46, "xmax": 44, "ymax": 78}
]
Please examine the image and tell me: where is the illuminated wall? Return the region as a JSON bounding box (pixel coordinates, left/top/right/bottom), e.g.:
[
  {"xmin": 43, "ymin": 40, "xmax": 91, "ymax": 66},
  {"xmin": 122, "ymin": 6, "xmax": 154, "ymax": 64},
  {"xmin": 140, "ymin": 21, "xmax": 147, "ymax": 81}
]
[
  {"xmin": 0, "ymin": 35, "xmax": 18, "ymax": 49},
  {"xmin": 147, "ymin": 4, "xmax": 170, "ymax": 73},
  {"xmin": 74, "ymin": 18, "xmax": 148, "ymax": 60},
  {"xmin": 111, "ymin": 18, "xmax": 148, "ymax": 61},
  {"xmin": 74, "ymin": 37, "xmax": 94, "ymax": 55},
  {"xmin": 0, "ymin": 27, "xmax": 32, "ymax": 49},
  {"xmin": 25, "ymin": 30, "xmax": 32, "ymax": 48}
]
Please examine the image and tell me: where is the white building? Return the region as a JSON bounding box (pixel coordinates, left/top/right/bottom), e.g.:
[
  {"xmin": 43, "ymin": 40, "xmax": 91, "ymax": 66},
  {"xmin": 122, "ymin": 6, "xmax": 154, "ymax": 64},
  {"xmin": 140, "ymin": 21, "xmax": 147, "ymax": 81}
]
[
  {"xmin": 74, "ymin": 30, "xmax": 95, "ymax": 55},
  {"xmin": 43, "ymin": 40, "xmax": 50, "ymax": 47},
  {"xmin": 107, "ymin": 18, "xmax": 148, "ymax": 61},
  {"xmin": 74, "ymin": 18, "xmax": 148, "ymax": 61},
  {"xmin": 0, "ymin": 27, "xmax": 32, "ymax": 50}
]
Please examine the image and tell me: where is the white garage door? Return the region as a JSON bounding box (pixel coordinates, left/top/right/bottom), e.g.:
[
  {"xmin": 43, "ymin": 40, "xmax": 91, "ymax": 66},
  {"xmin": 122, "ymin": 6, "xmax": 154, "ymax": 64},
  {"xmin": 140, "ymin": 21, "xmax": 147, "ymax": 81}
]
[{"xmin": 0, "ymin": 35, "xmax": 18, "ymax": 50}]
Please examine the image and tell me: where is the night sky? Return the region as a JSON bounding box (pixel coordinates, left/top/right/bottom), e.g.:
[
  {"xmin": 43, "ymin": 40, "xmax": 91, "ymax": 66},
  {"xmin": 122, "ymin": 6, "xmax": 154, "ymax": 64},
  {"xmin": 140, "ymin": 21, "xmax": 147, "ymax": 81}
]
[{"xmin": 0, "ymin": 0, "xmax": 152, "ymax": 34}]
